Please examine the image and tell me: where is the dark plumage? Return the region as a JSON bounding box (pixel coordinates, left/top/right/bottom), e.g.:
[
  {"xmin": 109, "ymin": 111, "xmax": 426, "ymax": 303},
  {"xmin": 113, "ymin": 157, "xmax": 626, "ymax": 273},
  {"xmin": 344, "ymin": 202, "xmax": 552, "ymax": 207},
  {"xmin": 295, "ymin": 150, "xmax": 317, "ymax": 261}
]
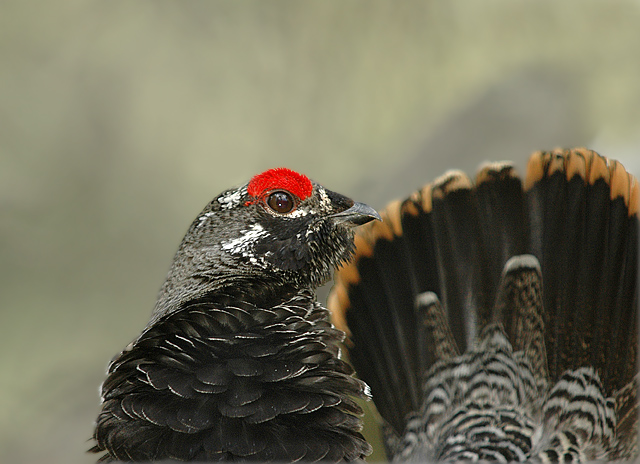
[
  {"xmin": 329, "ymin": 148, "xmax": 638, "ymax": 462},
  {"xmin": 91, "ymin": 167, "xmax": 379, "ymax": 462}
]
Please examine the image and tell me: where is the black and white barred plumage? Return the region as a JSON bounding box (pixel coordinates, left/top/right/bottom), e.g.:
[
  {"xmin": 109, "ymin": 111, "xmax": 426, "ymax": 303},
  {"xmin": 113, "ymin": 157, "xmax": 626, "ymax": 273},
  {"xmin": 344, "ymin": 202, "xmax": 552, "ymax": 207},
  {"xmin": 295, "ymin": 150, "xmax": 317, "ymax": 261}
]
[
  {"xmin": 92, "ymin": 168, "xmax": 380, "ymax": 461},
  {"xmin": 330, "ymin": 148, "xmax": 638, "ymax": 462}
]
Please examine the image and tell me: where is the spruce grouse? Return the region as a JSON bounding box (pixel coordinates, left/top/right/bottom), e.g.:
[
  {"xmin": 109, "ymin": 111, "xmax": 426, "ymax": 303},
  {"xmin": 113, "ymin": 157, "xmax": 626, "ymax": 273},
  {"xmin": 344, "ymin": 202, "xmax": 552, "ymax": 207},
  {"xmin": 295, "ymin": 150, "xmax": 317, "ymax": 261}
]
[
  {"xmin": 329, "ymin": 148, "xmax": 638, "ymax": 462},
  {"xmin": 91, "ymin": 168, "xmax": 379, "ymax": 461}
]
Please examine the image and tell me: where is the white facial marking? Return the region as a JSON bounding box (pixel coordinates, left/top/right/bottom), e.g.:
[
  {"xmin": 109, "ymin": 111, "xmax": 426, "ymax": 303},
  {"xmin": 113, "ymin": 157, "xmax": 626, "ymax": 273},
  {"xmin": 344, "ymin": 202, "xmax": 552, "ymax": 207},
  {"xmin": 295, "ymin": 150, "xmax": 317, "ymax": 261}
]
[
  {"xmin": 220, "ymin": 223, "xmax": 267, "ymax": 255},
  {"xmin": 318, "ymin": 187, "xmax": 331, "ymax": 209},
  {"xmin": 217, "ymin": 186, "xmax": 246, "ymax": 210},
  {"xmin": 288, "ymin": 208, "xmax": 309, "ymax": 218}
]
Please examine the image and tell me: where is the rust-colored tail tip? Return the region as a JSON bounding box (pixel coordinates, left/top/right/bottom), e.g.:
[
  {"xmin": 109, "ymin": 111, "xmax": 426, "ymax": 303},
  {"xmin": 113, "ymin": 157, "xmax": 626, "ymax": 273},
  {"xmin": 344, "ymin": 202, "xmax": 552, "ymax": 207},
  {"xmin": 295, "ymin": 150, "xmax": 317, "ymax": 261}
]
[{"xmin": 525, "ymin": 148, "xmax": 638, "ymax": 217}]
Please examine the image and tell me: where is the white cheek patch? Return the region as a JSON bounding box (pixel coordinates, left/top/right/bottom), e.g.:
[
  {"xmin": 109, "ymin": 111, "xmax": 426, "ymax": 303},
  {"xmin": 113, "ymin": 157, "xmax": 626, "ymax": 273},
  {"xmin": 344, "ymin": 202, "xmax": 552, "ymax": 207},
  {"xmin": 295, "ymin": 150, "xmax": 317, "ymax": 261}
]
[
  {"xmin": 288, "ymin": 208, "xmax": 310, "ymax": 218},
  {"xmin": 217, "ymin": 187, "xmax": 246, "ymax": 210},
  {"xmin": 221, "ymin": 223, "xmax": 268, "ymax": 256},
  {"xmin": 317, "ymin": 187, "xmax": 331, "ymax": 210}
]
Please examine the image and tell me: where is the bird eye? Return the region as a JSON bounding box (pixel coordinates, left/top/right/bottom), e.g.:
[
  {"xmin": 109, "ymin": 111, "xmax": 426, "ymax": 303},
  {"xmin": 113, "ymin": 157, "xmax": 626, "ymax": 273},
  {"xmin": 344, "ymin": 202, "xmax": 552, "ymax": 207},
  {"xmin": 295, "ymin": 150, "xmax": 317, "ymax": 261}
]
[{"xmin": 266, "ymin": 191, "xmax": 295, "ymax": 214}]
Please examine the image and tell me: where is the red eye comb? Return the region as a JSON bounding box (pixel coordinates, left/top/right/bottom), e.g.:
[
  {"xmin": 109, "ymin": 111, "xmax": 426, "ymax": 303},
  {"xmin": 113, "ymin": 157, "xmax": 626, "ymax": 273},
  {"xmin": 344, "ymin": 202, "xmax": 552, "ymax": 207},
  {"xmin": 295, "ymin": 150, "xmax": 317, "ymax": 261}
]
[{"xmin": 247, "ymin": 168, "xmax": 313, "ymax": 200}]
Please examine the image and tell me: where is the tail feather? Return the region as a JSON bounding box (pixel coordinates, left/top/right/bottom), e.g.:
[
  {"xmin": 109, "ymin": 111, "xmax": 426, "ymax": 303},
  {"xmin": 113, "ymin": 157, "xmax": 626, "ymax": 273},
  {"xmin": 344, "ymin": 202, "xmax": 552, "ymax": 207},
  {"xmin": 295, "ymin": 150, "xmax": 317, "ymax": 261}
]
[
  {"xmin": 333, "ymin": 214, "xmax": 423, "ymax": 435},
  {"xmin": 524, "ymin": 149, "xmax": 638, "ymax": 392},
  {"xmin": 329, "ymin": 148, "xmax": 638, "ymax": 457},
  {"xmin": 492, "ymin": 255, "xmax": 547, "ymax": 382},
  {"xmin": 429, "ymin": 170, "xmax": 487, "ymax": 350},
  {"xmin": 474, "ymin": 163, "xmax": 531, "ymax": 318},
  {"xmin": 416, "ymin": 291, "xmax": 460, "ymax": 364},
  {"xmin": 331, "ymin": 162, "xmax": 535, "ymax": 437}
]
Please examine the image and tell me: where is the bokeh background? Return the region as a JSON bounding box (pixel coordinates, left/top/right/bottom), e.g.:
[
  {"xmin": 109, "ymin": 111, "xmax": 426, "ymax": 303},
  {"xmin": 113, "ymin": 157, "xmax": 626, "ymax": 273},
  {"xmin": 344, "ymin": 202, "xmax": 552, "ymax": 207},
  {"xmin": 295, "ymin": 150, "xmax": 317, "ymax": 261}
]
[{"xmin": 2, "ymin": 1, "xmax": 639, "ymax": 462}]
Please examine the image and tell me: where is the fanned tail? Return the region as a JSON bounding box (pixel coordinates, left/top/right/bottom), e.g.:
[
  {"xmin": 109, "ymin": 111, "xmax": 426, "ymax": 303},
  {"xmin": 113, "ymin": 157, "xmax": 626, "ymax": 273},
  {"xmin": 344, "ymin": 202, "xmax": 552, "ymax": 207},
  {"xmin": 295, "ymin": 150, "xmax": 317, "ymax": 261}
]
[
  {"xmin": 525, "ymin": 149, "xmax": 638, "ymax": 393},
  {"xmin": 329, "ymin": 148, "xmax": 638, "ymax": 459}
]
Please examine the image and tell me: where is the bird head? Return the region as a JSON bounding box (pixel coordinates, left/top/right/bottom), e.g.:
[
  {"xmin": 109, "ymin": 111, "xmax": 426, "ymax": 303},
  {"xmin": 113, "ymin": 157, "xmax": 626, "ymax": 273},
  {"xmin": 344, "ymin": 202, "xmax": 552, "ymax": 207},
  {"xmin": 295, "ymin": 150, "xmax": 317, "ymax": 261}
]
[{"xmin": 152, "ymin": 167, "xmax": 380, "ymax": 319}]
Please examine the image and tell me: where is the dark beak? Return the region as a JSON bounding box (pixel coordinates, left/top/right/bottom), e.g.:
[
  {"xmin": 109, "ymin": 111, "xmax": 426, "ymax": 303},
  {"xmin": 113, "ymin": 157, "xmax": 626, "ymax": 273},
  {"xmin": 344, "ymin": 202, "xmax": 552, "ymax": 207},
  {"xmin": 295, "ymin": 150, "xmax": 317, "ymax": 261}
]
[{"xmin": 331, "ymin": 201, "xmax": 381, "ymax": 226}]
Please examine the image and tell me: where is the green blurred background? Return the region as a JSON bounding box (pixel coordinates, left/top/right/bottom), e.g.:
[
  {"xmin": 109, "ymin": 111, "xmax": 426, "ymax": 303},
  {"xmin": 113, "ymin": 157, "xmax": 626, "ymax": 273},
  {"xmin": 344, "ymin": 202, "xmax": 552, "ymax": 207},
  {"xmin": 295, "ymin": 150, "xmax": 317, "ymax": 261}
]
[{"xmin": 2, "ymin": 1, "xmax": 639, "ymax": 462}]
